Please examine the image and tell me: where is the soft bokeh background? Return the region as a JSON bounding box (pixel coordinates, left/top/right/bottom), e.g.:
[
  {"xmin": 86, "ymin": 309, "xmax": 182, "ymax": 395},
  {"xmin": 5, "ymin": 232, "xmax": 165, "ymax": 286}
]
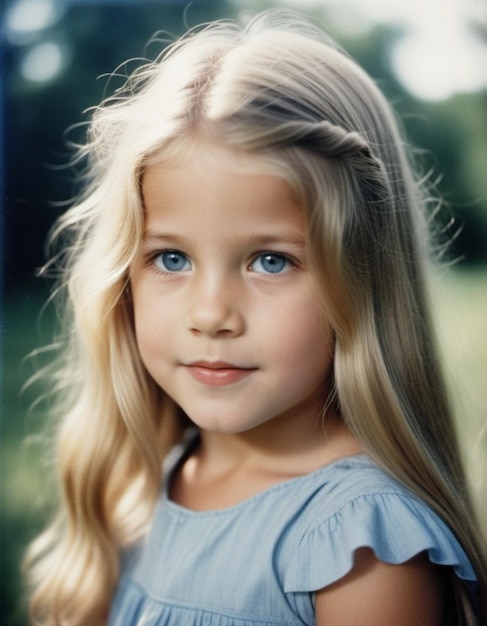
[{"xmin": 1, "ymin": 0, "xmax": 486, "ymax": 623}]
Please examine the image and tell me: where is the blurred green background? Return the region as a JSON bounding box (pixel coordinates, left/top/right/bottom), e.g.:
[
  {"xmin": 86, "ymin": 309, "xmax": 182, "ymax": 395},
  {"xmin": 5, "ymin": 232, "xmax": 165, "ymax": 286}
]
[{"xmin": 2, "ymin": 0, "xmax": 486, "ymax": 623}]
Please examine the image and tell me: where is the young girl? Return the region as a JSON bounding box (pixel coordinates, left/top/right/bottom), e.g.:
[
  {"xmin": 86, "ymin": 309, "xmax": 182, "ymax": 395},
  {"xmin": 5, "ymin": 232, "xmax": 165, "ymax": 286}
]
[{"xmin": 25, "ymin": 10, "xmax": 487, "ymax": 626}]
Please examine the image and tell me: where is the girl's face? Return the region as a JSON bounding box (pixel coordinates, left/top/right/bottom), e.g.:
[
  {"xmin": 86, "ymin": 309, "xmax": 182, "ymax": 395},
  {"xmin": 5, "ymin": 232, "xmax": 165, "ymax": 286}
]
[{"xmin": 131, "ymin": 142, "xmax": 334, "ymax": 437}]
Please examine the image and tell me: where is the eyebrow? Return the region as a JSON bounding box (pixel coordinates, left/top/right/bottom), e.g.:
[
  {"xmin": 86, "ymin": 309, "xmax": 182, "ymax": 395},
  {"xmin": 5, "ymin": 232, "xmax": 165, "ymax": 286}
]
[
  {"xmin": 143, "ymin": 233, "xmax": 185, "ymax": 245},
  {"xmin": 142, "ymin": 231, "xmax": 306, "ymax": 247}
]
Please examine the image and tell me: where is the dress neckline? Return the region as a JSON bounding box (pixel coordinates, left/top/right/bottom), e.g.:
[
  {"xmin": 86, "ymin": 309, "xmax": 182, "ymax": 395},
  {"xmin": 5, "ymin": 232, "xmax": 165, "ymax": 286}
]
[{"xmin": 162, "ymin": 430, "xmax": 370, "ymax": 516}]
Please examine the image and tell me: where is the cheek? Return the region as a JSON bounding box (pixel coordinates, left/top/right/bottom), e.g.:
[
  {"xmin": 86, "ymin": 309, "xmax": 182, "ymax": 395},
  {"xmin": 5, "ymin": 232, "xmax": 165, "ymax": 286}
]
[
  {"xmin": 131, "ymin": 287, "xmax": 166, "ymax": 360},
  {"xmin": 271, "ymin": 299, "xmax": 333, "ymax": 378},
  {"xmin": 132, "ymin": 321, "xmax": 155, "ymax": 371}
]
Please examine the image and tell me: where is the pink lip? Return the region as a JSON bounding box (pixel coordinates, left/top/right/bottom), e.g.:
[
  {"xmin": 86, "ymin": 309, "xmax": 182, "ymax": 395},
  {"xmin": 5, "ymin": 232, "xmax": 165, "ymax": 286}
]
[{"xmin": 184, "ymin": 361, "xmax": 256, "ymax": 387}]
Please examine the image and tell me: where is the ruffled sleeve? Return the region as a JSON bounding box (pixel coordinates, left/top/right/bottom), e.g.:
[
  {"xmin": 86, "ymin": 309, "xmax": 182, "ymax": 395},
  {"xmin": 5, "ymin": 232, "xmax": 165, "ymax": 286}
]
[{"xmin": 284, "ymin": 491, "xmax": 477, "ymax": 593}]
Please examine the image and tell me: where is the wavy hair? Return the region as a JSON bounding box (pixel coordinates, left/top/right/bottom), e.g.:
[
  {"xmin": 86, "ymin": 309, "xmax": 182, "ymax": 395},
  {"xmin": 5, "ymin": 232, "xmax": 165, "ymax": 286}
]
[{"xmin": 25, "ymin": 10, "xmax": 486, "ymax": 624}]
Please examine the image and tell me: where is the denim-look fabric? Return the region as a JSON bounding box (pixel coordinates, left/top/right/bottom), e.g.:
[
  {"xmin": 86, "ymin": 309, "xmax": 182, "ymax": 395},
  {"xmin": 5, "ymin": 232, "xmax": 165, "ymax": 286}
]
[{"xmin": 108, "ymin": 439, "xmax": 476, "ymax": 626}]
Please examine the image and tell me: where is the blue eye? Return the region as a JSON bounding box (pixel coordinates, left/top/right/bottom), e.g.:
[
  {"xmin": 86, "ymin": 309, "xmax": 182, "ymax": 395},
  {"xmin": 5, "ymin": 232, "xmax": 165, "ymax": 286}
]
[
  {"xmin": 251, "ymin": 253, "xmax": 290, "ymax": 274},
  {"xmin": 154, "ymin": 251, "xmax": 191, "ymax": 272}
]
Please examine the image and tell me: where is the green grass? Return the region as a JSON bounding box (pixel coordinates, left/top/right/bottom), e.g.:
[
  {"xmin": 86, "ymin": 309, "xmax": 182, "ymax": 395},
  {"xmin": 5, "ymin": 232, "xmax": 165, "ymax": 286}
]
[
  {"xmin": 1, "ymin": 286, "xmax": 55, "ymax": 625},
  {"xmin": 430, "ymin": 268, "xmax": 487, "ymax": 524},
  {"xmin": 2, "ymin": 269, "xmax": 486, "ymax": 624}
]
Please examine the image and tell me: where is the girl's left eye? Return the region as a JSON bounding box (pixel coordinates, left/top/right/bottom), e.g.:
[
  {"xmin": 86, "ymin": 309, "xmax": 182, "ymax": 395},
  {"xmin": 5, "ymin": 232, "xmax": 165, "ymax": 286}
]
[
  {"xmin": 250, "ymin": 253, "xmax": 292, "ymax": 275},
  {"xmin": 153, "ymin": 250, "xmax": 191, "ymax": 272}
]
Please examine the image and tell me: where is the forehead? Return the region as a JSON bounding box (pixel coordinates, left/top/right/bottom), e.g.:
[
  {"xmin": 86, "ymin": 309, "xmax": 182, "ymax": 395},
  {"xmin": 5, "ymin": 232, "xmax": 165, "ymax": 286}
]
[
  {"xmin": 148, "ymin": 166, "xmax": 300, "ymax": 227},
  {"xmin": 143, "ymin": 138, "xmax": 302, "ymax": 217},
  {"xmin": 140, "ymin": 140, "xmax": 307, "ymax": 247}
]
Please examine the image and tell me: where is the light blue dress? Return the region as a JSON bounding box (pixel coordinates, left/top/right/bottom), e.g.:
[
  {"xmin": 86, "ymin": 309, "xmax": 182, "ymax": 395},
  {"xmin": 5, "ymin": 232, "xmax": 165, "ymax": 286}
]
[{"xmin": 108, "ymin": 436, "xmax": 477, "ymax": 625}]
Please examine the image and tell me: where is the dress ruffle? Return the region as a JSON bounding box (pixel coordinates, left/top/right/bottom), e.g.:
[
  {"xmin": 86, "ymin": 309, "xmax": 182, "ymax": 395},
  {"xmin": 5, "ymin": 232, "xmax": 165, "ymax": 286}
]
[{"xmin": 284, "ymin": 490, "xmax": 477, "ymax": 593}]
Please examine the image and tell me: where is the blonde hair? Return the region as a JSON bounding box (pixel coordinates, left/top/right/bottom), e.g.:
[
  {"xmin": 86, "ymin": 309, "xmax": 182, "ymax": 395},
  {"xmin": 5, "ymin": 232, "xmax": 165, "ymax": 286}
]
[{"xmin": 25, "ymin": 10, "xmax": 486, "ymax": 625}]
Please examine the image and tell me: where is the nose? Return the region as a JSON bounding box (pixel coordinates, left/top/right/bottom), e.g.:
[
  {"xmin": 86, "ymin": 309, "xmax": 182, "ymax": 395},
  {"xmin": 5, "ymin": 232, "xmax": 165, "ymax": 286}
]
[{"xmin": 185, "ymin": 274, "xmax": 245, "ymax": 337}]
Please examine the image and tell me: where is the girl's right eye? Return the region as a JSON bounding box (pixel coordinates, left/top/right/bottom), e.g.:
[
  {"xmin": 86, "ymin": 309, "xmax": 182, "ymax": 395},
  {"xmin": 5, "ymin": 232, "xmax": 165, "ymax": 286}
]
[{"xmin": 153, "ymin": 250, "xmax": 191, "ymax": 272}]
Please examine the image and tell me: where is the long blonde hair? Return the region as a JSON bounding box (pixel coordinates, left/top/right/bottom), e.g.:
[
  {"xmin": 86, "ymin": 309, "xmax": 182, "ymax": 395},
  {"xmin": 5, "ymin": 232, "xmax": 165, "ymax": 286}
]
[{"xmin": 25, "ymin": 10, "xmax": 486, "ymax": 625}]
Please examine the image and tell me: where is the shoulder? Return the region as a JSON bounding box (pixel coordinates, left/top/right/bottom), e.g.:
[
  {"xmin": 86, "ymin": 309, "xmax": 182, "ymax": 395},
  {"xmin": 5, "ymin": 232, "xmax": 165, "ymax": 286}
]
[
  {"xmin": 283, "ymin": 455, "xmax": 477, "ymax": 594},
  {"xmin": 315, "ymin": 547, "xmax": 446, "ymax": 625}
]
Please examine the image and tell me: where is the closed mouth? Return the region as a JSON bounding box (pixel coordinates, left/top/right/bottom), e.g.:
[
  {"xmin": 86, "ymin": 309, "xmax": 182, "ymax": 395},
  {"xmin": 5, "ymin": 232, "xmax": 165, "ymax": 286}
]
[
  {"xmin": 187, "ymin": 360, "xmax": 252, "ymax": 370},
  {"xmin": 184, "ymin": 361, "xmax": 257, "ymax": 386}
]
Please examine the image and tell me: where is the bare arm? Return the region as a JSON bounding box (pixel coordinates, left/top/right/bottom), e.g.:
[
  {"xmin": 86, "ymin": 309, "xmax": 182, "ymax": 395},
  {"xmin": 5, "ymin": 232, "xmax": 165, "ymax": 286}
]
[{"xmin": 315, "ymin": 548, "xmax": 445, "ymax": 625}]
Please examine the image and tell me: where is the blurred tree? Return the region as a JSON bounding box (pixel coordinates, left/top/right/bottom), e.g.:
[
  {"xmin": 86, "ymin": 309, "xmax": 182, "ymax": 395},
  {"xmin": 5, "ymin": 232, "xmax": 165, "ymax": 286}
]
[{"xmin": 403, "ymin": 93, "xmax": 487, "ymax": 264}]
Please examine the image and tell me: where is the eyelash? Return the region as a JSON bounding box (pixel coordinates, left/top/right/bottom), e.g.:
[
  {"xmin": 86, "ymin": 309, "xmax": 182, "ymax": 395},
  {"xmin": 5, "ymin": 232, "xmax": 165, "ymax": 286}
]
[
  {"xmin": 151, "ymin": 250, "xmax": 191, "ymax": 273},
  {"xmin": 248, "ymin": 252, "xmax": 295, "ymax": 275},
  {"xmin": 147, "ymin": 249, "xmax": 298, "ymax": 276}
]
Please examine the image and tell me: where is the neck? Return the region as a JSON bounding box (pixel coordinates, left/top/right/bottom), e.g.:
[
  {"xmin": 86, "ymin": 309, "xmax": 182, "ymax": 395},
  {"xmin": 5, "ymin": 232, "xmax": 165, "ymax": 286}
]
[
  {"xmin": 171, "ymin": 417, "xmax": 362, "ymax": 511},
  {"xmin": 197, "ymin": 415, "xmax": 361, "ymax": 478}
]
